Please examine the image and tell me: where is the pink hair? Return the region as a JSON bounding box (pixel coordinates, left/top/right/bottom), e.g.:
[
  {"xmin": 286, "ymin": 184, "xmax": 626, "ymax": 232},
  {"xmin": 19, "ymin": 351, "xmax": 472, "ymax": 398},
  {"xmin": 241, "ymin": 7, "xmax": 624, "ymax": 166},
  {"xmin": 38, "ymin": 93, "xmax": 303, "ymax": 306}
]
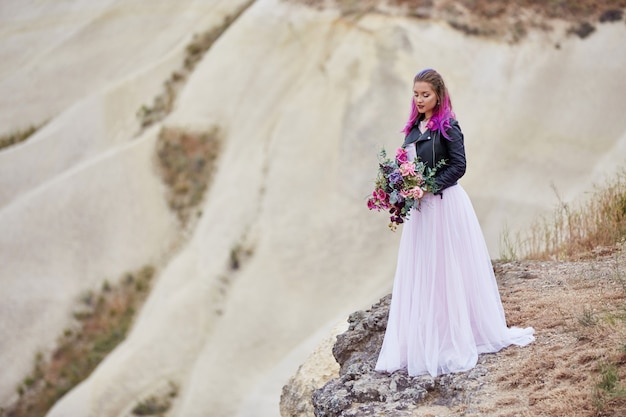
[{"xmin": 401, "ymin": 69, "xmax": 456, "ymax": 140}]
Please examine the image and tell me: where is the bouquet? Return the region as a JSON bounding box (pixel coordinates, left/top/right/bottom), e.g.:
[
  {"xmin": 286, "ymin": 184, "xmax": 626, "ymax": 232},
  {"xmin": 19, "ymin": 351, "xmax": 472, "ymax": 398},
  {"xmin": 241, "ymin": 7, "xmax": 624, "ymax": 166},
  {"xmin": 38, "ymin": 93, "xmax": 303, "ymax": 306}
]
[{"xmin": 367, "ymin": 147, "xmax": 444, "ymax": 230}]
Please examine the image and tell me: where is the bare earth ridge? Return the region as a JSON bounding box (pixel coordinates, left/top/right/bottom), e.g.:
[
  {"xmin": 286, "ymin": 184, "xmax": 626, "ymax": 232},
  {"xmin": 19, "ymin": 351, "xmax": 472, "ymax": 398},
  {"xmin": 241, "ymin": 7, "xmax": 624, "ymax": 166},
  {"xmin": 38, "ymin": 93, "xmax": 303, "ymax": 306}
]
[{"xmin": 288, "ymin": 0, "xmax": 626, "ymax": 42}]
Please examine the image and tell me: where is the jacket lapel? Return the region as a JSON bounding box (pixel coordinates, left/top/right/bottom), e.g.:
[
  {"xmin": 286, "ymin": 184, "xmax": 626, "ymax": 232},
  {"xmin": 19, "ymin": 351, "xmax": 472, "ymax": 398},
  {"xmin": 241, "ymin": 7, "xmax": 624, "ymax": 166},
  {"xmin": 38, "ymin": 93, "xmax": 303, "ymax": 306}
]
[{"xmin": 403, "ymin": 126, "xmax": 431, "ymax": 147}]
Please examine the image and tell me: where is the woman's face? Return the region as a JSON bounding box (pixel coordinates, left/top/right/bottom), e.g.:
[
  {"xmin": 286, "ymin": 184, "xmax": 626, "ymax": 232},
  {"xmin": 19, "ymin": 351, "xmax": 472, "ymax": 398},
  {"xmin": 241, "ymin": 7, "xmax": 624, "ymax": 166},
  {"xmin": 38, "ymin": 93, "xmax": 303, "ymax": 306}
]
[{"xmin": 413, "ymin": 81, "xmax": 438, "ymax": 118}]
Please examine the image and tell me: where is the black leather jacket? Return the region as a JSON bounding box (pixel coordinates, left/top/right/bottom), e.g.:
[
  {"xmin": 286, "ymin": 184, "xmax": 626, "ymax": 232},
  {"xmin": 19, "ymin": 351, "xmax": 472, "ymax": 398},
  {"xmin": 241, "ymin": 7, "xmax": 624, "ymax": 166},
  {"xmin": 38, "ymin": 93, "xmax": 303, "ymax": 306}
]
[{"xmin": 402, "ymin": 118, "xmax": 466, "ymax": 194}]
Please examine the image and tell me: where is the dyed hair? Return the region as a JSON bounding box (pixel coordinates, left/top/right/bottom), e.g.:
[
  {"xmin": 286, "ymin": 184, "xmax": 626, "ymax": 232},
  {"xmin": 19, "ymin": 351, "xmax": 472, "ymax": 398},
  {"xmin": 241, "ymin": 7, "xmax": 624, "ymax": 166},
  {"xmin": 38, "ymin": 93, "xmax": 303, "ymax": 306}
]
[{"xmin": 401, "ymin": 68, "xmax": 455, "ymax": 139}]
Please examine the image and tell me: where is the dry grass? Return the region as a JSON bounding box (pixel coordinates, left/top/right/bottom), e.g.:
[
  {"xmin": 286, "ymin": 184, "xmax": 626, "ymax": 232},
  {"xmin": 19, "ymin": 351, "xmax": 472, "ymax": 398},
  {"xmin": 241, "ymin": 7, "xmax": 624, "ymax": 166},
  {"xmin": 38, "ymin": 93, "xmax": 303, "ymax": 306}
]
[
  {"xmin": 1, "ymin": 266, "xmax": 155, "ymax": 417},
  {"xmin": 155, "ymin": 127, "xmax": 222, "ymax": 226},
  {"xmin": 287, "ymin": 0, "xmax": 626, "ymax": 41},
  {"xmin": 438, "ymin": 0, "xmax": 626, "ymax": 21},
  {"xmin": 477, "ymin": 254, "xmax": 626, "ymax": 416},
  {"xmin": 136, "ymin": 1, "xmax": 254, "ymax": 131},
  {"xmin": 516, "ymin": 171, "xmax": 626, "ymax": 261},
  {"xmin": 494, "ymin": 169, "xmax": 626, "ymax": 414},
  {"xmin": 0, "ymin": 125, "xmax": 41, "ymax": 152},
  {"xmin": 298, "ymin": 0, "xmax": 626, "ymax": 20},
  {"xmin": 131, "ymin": 382, "xmax": 179, "ymax": 417}
]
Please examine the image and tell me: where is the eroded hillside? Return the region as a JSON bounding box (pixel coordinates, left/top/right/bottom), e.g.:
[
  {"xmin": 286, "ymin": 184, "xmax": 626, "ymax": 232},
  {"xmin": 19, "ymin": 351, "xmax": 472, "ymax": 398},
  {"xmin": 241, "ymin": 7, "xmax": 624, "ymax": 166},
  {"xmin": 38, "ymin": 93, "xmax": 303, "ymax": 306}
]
[{"xmin": 0, "ymin": 1, "xmax": 625, "ymax": 416}]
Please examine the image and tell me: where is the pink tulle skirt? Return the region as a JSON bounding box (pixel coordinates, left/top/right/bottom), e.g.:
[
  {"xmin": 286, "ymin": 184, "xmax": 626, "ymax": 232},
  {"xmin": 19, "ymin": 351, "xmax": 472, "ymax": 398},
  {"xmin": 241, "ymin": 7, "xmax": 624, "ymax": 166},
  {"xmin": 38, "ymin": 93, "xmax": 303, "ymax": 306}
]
[{"xmin": 375, "ymin": 184, "xmax": 534, "ymax": 377}]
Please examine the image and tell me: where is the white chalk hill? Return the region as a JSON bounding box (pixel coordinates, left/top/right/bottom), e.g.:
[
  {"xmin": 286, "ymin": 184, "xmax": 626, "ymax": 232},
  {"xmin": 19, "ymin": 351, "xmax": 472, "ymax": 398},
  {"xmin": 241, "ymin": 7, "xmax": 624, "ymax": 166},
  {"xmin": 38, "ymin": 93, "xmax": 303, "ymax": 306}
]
[{"xmin": 0, "ymin": 0, "xmax": 625, "ymax": 416}]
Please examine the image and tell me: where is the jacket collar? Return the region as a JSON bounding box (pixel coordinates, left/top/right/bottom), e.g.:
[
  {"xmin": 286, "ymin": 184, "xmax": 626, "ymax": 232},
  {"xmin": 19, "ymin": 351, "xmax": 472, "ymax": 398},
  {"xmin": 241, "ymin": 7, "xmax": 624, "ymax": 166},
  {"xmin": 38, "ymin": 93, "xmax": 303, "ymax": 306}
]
[{"xmin": 403, "ymin": 124, "xmax": 432, "ymax": 147}]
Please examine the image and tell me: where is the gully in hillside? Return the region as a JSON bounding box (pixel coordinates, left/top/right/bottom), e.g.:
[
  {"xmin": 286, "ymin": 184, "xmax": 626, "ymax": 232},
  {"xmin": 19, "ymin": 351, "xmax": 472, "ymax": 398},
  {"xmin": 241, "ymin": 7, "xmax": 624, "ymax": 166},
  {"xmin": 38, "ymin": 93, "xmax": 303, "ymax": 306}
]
[{"xmin": 373, "ymin": 68, "xmax": 535, "ymax": 377}]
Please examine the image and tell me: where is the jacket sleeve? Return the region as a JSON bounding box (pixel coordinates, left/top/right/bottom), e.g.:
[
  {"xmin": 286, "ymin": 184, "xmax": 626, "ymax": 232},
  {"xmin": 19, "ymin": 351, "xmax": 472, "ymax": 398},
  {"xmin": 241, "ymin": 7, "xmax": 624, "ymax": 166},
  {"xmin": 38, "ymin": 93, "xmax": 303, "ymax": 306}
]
[{"xmin": 435, "ymin": 120, "xmax": 466, "ymax": 191}]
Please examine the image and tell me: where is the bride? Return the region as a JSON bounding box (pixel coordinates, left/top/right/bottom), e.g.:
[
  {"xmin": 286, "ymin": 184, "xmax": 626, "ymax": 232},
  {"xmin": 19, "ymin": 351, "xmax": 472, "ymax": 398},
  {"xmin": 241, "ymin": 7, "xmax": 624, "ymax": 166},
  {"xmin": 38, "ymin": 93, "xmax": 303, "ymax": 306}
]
[{"xmin": 374, "ymin": 68, "xmax": 534, "ymax": 377}]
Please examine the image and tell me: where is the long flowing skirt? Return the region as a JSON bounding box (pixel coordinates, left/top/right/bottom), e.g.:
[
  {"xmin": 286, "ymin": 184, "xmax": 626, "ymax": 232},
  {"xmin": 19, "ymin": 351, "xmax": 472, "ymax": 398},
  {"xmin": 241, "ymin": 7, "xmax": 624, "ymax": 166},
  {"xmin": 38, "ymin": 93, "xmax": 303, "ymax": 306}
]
[{"xmin": 375, "ymin": 184, "xmax": 534, "ymax": 377}]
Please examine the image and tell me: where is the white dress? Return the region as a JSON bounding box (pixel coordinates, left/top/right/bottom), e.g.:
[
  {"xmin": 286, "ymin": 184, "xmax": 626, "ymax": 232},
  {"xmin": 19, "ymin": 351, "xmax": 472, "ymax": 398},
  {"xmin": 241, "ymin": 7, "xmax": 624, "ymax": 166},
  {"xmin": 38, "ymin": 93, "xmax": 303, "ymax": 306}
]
[{"xmin": 375, "ymin": 144, "xmax": 534, "ymax": 377}]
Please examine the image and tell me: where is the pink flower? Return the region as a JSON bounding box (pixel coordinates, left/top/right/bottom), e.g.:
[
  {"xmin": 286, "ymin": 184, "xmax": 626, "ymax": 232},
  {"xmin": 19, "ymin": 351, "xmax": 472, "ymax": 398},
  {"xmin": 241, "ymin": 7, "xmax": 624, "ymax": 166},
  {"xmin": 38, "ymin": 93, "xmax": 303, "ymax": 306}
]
[
  {"xmin": 367, "ymin": 199, "xmax": 377, "ymax": 210},
  {"xmin": 395, "ymin": 147, "xmax": 408, "ymax": 164},
  {"xmin": 399, "ymin": 162, "xmax": 416, "ymax": 177},
  {"xmin": 410, "ymin": 187, "xmax": 424, "ymax": 199},
  {"xmin": 375, "ymin": 189, "xmax": 387, "ymax": 202}
]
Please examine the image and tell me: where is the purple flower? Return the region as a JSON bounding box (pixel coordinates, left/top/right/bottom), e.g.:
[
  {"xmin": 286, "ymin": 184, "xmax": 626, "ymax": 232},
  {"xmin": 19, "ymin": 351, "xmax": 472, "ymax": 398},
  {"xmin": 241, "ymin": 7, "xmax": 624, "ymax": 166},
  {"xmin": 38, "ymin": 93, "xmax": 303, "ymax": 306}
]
[{"xmin": 389, "ymin": 171, "xmax": 403, "ymax": 185}]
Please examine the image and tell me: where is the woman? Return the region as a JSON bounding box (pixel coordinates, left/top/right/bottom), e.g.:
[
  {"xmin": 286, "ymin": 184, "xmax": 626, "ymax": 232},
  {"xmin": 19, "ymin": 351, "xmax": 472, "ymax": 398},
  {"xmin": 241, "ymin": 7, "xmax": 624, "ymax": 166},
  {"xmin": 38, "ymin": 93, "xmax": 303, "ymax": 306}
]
[{"xmin": 375, "ymin": 69, "xmax": 534, "ymax": 377}]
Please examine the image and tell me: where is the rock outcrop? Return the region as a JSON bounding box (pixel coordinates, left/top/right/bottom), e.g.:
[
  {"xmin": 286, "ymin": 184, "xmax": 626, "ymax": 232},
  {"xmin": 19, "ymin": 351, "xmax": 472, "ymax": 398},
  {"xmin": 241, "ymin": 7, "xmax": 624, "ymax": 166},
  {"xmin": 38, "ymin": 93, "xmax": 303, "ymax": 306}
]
[
  {"xmin": 308, "ymin": 295, "xmax": 490, "ymax": 417},
  {"xmin": 280, "ymin": 323, "xmax": 346, "ymax": 417}
]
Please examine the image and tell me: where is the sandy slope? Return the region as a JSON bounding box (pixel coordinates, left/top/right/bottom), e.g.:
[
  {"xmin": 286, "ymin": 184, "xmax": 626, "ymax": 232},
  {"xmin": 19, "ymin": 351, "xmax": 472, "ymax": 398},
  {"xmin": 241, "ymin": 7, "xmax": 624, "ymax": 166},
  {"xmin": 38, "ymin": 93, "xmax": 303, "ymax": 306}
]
[
  {"xmin": 0, "ymin": 0, "xmax": 252, "ymax": 408},
  {"xmin": 0, "ymin": 0, "xmax": 625, "ymax": 416},
  {"xmin": 0, "ymin": 0, "xmax": 248, "ymax": 136}
]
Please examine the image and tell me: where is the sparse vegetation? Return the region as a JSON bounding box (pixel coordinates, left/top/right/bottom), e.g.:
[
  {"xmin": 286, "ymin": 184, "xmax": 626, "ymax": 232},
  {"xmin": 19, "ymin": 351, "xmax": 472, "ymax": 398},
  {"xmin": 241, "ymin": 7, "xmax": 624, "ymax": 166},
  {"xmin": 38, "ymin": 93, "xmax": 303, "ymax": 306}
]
[
  {"xmin": 489, "ymin": 245, "xmax": 626, "ymax": 416},
  {"xmin": 136, "ymin": 1, "xmax": 255, "ymax": 131},
  {"xmin": 229, "ymin": 242, "xmax": 255, "ymax": 271},
  {"xmin": 498, "ymin": 171, "xmax": 626, "ymax": 262},
  {"xmin": 593, "ymin": 361, "xmax": 626, "ymax": 411},
  {"xmin": 515, "ymin": 171, "xmax": 626, "ymax": 261},
  {"xmin": 0, "ymin": 125, "xmax": 40, "ymax": 152},
  {"xmin": 132, "ymin": 396, "xmax": 170, "ymax": 416},
  {"xmin": 132, "ymin": 382, "xmax": 179, "ymax": 416},
  {"xmin": 288, "ymin": 0, "xmax": 626, "ymax": 41},
  {"xmin": 491, "ymin": 169, "xmax": 626, "ymax": 416},
  {"xmin": 3, "ymin": 266, "xmax": 155, "ymax": 417},
  {"xmin": 587, "ymin": 252, "xmax": 626, "ymax": 414},
  {"xmin": 448, "ymin": 0, "xmax": 626, "ymax": 22},
  {"xmin": 600, "ymin": 8, "xmax": 624, "ymax": 22},
  {"xmin": 568, "ymin": 20, "xmax": 597, "ymax": 38},
  {"xmin": 498, "ymin": 224, "xmax": 518, "ymax": 261},
  {"xmin": 211, "ymin": 235, "xmax": 256, "ymax": 317},
  {"xmin": 578, "ymin": 307, "xmax": 599, "ymax": 327},
  {"xmin": 155, "ymin": 127, "xmax": 222, "ymax": 226}
]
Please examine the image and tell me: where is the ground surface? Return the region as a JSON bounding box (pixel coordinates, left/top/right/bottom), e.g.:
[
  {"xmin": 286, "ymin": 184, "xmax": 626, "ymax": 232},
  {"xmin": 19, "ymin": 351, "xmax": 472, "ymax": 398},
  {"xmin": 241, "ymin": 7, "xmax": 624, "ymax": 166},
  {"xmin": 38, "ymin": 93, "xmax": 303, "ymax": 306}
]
[
  {"xmin": 419, "ymin": 247, "xmax": 626, "ymax": 416},
  {"xmin": 305, "ymin": 245, "xmax": 626, "ymax": 417}
]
